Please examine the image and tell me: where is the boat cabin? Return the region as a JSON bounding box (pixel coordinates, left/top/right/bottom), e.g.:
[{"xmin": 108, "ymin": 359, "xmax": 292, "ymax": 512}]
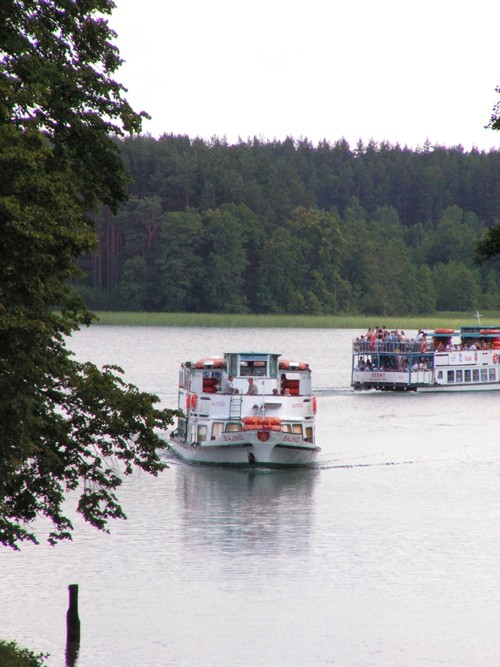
[
  {"xmin": 175, "ymin": 352, "xmax": 316, "ymax": 445},
  {"xmin": 180, "ymin": 352, "xmax": 312, "ymax": 397}
]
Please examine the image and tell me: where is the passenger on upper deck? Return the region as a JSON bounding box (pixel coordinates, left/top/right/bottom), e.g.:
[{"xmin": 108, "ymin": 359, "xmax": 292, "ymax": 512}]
[
  {"xmin": 246, "ymin": 378, "xmax": 258, "ymax": 395},
  {"xmin": 221, "ymin": 372, "xmax": 234, "ymax": 394}
]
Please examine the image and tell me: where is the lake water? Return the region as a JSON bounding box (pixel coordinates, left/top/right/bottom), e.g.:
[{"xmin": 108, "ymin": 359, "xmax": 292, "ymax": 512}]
[{"xmin": 1, "ymin": 326, "xmax": 499, "ymax": 667}]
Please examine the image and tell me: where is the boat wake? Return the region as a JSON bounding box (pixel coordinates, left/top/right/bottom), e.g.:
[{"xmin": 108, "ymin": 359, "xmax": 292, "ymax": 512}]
[{"xmin": 315, "ymin": 458, "xmax": 415, "ymax": 471}]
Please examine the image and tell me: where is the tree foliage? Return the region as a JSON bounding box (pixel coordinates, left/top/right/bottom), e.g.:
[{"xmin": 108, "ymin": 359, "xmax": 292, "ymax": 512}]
[
  {"xmin": 77, "ymin": 134, "xmax": 500, "ymax": 315},
  {"xmin": 0, "ymin": 639, "xmax": 47, "ymax": 667},
  {"xmin": 476, "ymin": 87, "xmax": 500, "ymax": 264},
  {"xmin": 0, "ymin": 0, "xmax": 175, "ymax": 550}
]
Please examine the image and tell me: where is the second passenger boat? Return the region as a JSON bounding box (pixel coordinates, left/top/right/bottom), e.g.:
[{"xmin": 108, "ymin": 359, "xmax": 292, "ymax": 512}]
[{"xmin": 351, "ymin": 325, "xmax": 500, "ymax": 392}]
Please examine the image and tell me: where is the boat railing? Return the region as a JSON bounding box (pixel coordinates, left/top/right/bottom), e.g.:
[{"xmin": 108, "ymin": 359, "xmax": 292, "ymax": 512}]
[{"xmin": 353, "ymin": 338, "xmax": 435, "ymax": 354}]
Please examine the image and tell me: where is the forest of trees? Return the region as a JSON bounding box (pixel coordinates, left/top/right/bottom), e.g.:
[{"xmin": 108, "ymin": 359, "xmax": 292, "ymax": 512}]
[{"xmin": 76, "ymin": 135, "xmax": 500, "ymax": 316}]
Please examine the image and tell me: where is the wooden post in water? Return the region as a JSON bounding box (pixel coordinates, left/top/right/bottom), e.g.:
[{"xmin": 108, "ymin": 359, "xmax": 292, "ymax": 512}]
[{"xmin": 66, "ymin": 584, "xmax": 81, "ymax": 644}]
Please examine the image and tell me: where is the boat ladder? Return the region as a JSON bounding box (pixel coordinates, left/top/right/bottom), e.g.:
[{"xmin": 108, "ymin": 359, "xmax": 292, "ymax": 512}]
[{"xmin": 228, "ymin": 394, "xmax": 243, "ymax": 422}]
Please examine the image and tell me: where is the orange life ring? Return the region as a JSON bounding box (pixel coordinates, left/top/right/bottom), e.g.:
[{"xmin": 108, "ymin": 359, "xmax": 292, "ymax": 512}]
[
  {"xmin": 313, "ymin": 396, "xmax": 317, "ymax": 413},
  {"xmin": 279, "ymin": 359, "xmax": 308, "ymax": 370},
  {"xmin": 480, "ymin": 329, "xmax": 500, "ymax": 335},
  {"xmin": 493, "ymin": 353, "xmax": 499, "ymax": 364},
  {"xmin": 263, "ymin": 416, "xmax": 281, "ymax": 425},
  {"xmin": 434, "ymin": 329, "xmax": 454, "ymax": 335},
  {"xmin": 243, "ymin": 416, "xmax": 281, "ymax": 426},
  {"xmin": 194, "ymin": 358, "xmax": 225, "ymax": 369},
  {"xmin": 243, "ymin": 416, "xmax": 261, "ymax": 424},
  {"xmin": 191, "ymin": 393, "xmax": 197, "ymax": 409}
]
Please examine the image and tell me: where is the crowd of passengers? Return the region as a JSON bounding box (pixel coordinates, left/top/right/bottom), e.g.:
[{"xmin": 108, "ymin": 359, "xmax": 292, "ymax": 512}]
[
  {"xmin": 204, "ymin": 371, "xmax": 297, "ymax": 395},
  {"xmin": 354, "ymin": 326, "xmax": 499, "ymax": 354},
  {"xmin": 354, "ymin": 327, "xmax": 426, "ymax": 353},
  {"xmin": 356, "ymin": 355, "xmax": 433, "ymax": 372}
]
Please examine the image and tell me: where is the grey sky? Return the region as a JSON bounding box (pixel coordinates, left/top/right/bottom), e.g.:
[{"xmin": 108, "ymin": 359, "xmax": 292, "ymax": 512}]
[{"xmin": 111, "ymin": 0, "xmax": 500, "ymax": 150}]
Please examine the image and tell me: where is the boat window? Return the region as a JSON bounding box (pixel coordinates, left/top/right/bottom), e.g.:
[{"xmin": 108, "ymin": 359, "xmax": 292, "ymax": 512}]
[
  {"xmin": 305, "ymin": 426, "xmax": 313, "ymax": 442},
  {"xmin": 226, "ymin": 422, "xmax": 241, "ymax": 432},
  {"xmin": 240, "ymin": 359, "xmax": 267, "ymax": 376},
  {"xmin": 197, "ymin": 425, "xmax": 207, "ymax": 443},
  {"xmin": 447, "ymin": 371, "xmax": 455, "ymax": 383},
  {"xmin": 481, "ymin": 368, "xmax": 488, "ymax": 382},
  {"xmin": 456, "ymin": 370, "xmax": 463, "ymax": 383},
  {"xmin": 203, "ymin": 373, "xmax": 221, "ymax": 393},
  {"xmin": 464, "ymin": 370, "xmax": 471, "ymax": 383},
  {"xmin": 281, "ymin": 424, "xmax": 292, "ymax": 433},
  {"xmin": 473, "ymin": 369, "xmax": 479, "ymax": 382},
  {"xmin": 292, "ymin": 424, "xmax": 303, "ymax": 435},
  {"xmin": 211, "ymin": 422, "xmax": 224, "ymax": 440},
  {"xmin": 489, "ymin": 368, "xmax": 496, "ymax": 381}
]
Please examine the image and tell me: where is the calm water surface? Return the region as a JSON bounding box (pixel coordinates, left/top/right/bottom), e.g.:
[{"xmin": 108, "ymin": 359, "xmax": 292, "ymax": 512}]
[{"xmin": 1, "ymin": 327, "xmax": 499, "ymax": 666}]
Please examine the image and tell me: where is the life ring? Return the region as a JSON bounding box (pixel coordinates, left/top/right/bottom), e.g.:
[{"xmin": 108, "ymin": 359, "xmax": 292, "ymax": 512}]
[
  {"xmin": 493, "ymin": 353, "xmax": 499, "ymax": 364},
  {"xmin": 279, "ymin": 359, "xmax": 308, "ymax": 370},
  {"xmin": 242, "ymin": 416, "xmax": 282, "ymax": 426},
  {"xmin": 313, "ymin": 396, "xmax": 317, "ymax": 413},
  {"xmin": 480, "ymin": 329, "xmax": 500, "ymax": 335},
  {"xmin": 191, "ymin": 393, "xmax": 197, "ymax": 409},
  {"xmin": 263, "ymin": 416, "xmax": 281, "ymax": 425},
  {"xmin": 434, "ymin": 329, "xmax": 454, "ymax": 335},
  {"xmin": 194, "ymin": 358, "xmax": 225, "ymax": 369},
  {"xmin": 243, "ymin": 416, "xmax": 261, "ymax": 425}
]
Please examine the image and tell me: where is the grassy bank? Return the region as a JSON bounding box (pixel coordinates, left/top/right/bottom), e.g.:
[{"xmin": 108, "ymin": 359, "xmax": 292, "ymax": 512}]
[{"xmin": 90, "ymin": 311, "xmax": 500, "ymax": 330}]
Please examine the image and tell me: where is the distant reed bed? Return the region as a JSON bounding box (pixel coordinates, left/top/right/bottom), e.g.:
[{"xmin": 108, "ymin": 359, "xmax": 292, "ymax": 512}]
[{"xmin": 91, "ymin": 311, "xmax": 500, "ymax": 330}]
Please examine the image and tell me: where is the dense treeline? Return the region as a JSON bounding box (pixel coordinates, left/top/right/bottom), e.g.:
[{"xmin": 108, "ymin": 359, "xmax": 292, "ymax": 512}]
[{"xmin": 77, "ymin": 135, "xmax": 500, "ymax": 315}]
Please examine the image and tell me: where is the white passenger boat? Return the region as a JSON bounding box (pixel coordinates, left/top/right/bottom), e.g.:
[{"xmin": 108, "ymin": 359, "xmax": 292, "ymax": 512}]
[
  {"xmin": 168, "ymin": 352, "xmax": 320, "ymax": 467},
  {"xmin": 351, "ymin": 326, "xmax": 500, "ymax": 392}
]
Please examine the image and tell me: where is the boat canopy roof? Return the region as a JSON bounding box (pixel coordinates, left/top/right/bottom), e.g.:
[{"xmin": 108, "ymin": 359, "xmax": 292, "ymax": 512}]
[
  {"xmin": 226, "ymin": 352, "xmax": 281, "ymax": 379},
  {"xmin": 188, "ymin": 352, "xmax": 311, "ymax": 380}
]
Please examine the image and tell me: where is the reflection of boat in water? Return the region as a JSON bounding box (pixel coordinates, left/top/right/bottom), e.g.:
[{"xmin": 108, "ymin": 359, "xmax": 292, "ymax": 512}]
[
  {"xmin": 175, "ymin": 465, "xmax": 318, "ymax": 555},
  {"xmin": 351, "ymin": 326, "xmax": 500, "ymax": 392},
  {"xmin": 168, "ymin": 352, "xmax": 320, "ymax": 467}
]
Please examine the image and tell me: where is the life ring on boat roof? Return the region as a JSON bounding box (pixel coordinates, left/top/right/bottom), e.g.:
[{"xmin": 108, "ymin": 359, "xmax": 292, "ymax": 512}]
[
  {"xmin": 279, "ymin": 359, "xmax": 308, "ymax": 370},
  {"xmin": 194, "ymin": 358, "xmax": 225, "ymax": 369},
  {"xmin": 434, "ymin": 329, "xmax": 454, "ymax": 335},
  {"xmin": 480, "ymin": 329, "xmax": 500, "ymax": 335},
  {"xmin": 493, "ymin": 353, "xmax": 499, "ymax": 364}
]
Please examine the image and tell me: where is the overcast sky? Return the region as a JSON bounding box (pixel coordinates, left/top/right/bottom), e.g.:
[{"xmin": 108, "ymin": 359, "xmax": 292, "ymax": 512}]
[{"xmin": 110, "ymin": 0, "xmax": 500, "ymax": 151}]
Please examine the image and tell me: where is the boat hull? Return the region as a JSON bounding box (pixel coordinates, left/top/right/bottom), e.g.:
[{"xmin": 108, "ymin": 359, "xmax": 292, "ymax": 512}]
[{"xmin": 168, "ymin": 430, "xmax": 320, "ymax": 468}]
